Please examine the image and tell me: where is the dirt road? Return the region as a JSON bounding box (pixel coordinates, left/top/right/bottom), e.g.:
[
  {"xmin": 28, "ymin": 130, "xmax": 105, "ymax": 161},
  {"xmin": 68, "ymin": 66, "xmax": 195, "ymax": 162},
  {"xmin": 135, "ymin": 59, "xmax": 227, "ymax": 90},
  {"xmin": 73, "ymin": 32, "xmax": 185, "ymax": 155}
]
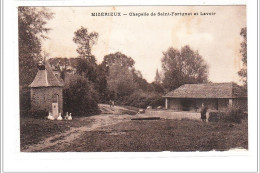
[
  {"xmin": 22, "ymin": 104, "xmax": 202, "ymax": 152},
  {"xmin": 23, "ymin": 105, "xmax": 134, "ymax": 152}
]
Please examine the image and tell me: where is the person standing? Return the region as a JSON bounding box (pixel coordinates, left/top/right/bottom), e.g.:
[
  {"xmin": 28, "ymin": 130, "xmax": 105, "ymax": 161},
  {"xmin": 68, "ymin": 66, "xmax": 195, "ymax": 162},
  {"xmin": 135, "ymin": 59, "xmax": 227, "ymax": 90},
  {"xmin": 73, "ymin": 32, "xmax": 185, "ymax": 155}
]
[
  {"xmin": 109, "ymin": 100, "xmax": 112, "ymax": 108},
  {"xmin": 201, "ymin": 103, "xmax": 208, "ymax": 122},
  {"xmin": 112, "ymin": 100, "xmax": 115, "ymax": 107}
]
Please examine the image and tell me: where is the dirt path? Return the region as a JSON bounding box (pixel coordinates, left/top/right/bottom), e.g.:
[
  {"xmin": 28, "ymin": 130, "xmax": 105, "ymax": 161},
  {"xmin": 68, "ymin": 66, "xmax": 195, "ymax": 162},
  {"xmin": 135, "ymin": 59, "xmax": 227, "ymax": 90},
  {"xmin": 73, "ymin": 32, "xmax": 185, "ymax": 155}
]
[
  {"xmin": 23, "ymin": 105, "xmax": 203, "ymax": 152},
  {"xmin": 23, "ymin": 106, "xmax": 133, "ymax": 152}
]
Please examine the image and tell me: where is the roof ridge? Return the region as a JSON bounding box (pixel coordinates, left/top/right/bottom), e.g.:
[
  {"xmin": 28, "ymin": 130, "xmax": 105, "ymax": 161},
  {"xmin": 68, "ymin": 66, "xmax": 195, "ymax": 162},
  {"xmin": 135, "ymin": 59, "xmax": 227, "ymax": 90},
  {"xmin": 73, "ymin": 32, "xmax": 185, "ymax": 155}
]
[
  {"xmin": 164, "ymin": 82, "xmax": 246, "ymax": 98},
  {"xmin": 29, "ymin": 62, "xmax": 63, "ymax": 88}
]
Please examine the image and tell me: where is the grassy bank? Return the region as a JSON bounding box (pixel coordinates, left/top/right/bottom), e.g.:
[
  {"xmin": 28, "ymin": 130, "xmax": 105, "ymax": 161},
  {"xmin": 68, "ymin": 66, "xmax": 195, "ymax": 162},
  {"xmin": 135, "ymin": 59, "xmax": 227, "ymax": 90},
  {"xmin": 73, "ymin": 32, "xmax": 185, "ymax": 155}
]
[
  {"xmin": 40, "ymin": 118, "xmax": 248, "ymax": 152},
  {"xmin": 20, "ymin": 117, "xmax": 93, "ymax": 150}
]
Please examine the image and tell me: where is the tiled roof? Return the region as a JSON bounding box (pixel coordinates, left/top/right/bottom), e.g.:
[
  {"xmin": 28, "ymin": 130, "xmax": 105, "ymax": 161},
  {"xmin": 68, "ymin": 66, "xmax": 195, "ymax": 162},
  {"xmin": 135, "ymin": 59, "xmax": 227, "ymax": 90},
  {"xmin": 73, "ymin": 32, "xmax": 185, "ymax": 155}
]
[
  {"xmin": 164, "ymin": 83, "xmax": 247, "ymax": 98},
  {"xmin": 29, "ymin": 63, "xmax": 63, "ymax": 87}
]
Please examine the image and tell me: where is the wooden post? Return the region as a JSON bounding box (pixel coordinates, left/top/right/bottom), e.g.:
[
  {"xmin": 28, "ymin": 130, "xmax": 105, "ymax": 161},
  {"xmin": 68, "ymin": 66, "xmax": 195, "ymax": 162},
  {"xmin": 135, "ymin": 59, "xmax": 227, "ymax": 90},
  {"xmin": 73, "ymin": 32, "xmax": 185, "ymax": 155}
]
[
  {"xmin": 165, "ymin": 98, "xmax": 168, "ymax": 109},
  {"xmin": 228, "ymin": 99, "xmax": 233, "ymax": 108}
]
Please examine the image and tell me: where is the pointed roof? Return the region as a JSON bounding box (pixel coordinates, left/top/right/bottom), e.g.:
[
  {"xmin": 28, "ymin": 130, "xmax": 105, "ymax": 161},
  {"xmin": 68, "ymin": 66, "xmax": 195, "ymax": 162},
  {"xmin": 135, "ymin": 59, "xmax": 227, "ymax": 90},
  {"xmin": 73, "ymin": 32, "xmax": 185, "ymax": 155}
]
[
  {"xmin": 29, "ymin": 63, "xmax": 63, "ymax": 88},
  {"xmin": 164, "ymin": 83, "xmax": 247, "ymax": 99},
  {"xmin": 154, "ymin": 68, "xmax": 161, "ymax": 83}
]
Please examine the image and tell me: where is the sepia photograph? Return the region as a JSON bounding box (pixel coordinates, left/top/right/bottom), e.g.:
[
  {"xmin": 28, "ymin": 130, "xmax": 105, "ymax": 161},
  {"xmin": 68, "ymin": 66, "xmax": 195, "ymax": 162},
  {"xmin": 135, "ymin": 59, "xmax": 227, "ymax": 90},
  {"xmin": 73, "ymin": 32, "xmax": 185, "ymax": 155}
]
[{"xmin": 18, "ymin": 6, "xmax": 248, "ymax": 152}]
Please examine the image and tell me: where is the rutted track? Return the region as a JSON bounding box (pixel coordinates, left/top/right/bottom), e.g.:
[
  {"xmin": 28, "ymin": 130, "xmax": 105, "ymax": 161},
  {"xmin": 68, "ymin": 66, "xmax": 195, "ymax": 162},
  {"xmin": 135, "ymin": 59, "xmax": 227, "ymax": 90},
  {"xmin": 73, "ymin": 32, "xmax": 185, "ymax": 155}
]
[{"xmin": 22, "ymin": 105, "xmax": 134, "ymax": 152}]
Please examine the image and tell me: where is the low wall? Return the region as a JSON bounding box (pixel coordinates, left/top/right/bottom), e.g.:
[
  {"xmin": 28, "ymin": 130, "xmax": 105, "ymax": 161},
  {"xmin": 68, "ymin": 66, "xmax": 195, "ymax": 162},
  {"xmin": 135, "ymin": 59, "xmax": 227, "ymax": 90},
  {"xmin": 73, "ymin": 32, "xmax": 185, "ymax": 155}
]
[{"xmin": 143, "ymin": 110, "xmax": 201, "ymax": 120}]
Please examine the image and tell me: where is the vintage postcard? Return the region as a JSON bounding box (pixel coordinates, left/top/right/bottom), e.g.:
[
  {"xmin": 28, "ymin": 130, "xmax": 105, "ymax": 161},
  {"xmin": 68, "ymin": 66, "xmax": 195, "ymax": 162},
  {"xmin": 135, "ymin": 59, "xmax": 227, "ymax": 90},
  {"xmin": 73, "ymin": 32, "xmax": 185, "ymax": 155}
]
[
  {"xmin": 19, "ymin": 5, "xmax": 248, "ymax": 152},
  {"xmin": 2, "ymin": 0, "xmax": 259, "ymax": 172}
]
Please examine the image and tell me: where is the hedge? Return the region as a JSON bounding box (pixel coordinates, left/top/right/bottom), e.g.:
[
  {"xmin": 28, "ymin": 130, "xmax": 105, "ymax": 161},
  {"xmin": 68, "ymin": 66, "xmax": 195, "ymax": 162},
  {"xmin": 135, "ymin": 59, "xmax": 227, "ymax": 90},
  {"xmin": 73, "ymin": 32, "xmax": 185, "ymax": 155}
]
[{"xmin": 208, "ymin": 108, "xmax": 247, "ymax": 123}]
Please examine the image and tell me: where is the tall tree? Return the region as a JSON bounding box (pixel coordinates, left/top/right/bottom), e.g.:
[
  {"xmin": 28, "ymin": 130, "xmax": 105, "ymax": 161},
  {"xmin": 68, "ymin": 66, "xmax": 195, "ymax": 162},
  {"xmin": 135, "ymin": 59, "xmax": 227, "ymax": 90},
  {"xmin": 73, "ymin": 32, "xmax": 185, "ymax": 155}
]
[
  {"xmin": 161, "ymin": 46, "xmax": 208, "ymax": 91},
  {"xmin": 73, "ymin": 27, "xmax": 99, "ymax": 83},
  {"xmin": 18, "ymin": 7, "xmax": 53, "ymax": 86},
  {"xmin": 76, "ymin": 56, "xmax": 98, "ymax": 83},
  {"xmin": 73, "ymin": 26, "xmax": 99, "ymax": 58},
  {"xmin": 107, "ymin": 64, "xmax": 136, "ymax": 99},
  {"xmin": 101, "ymin": 52, "xmax": 137, "ymax": 99},
  {"xmin": 238, "ymin": 27, "xmax": 247, "ymax": 87},
  {"xmin": 102, "ymin": 52, "xmax": 135, "ymax": 71},
  {"xmin": 131, "ymin": 68, "xmax": 150, "ymax": 92},
  {"xmin": 94, "ymin": 64, "xmax": 109, "ymax": 102}
]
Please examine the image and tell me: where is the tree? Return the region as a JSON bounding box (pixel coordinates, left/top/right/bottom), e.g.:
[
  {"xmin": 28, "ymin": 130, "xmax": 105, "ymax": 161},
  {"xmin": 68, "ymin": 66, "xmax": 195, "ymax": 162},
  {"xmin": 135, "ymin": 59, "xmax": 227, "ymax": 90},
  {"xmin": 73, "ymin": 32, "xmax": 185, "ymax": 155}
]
[
  {"xmin": 73, "ymin": 26, "xmax": 99, "ymax": 58},
  {"xmin": 101, "ymin": 52, "xmax": 137, "ymax": 99},
  {"xmin": 107, "ymin": 64, "xmax": 136, "ymax": 99},
  {"xmin": 19, "ymin": 7, "xmax": 53, "ymax": 86},
  {"xmin": 73, "ymin": 27, "xmax": 99, "ymax": 83},
  {"xmin": 238, "ymin": 27, "xmax": 247, "ymax": 87},
  {"xmin": 161, "ymin": 46, "xmax": 208, "ymax": 91},
  {"xmin": 131, "ymin": 68, "xmax": 150, "ymax": 92},
  {"xmin": 150, "ymin": 82, "xmax": 165, "ymax": 94},
  {"xmin": 76, "ymin": 56, "xmax": 98, "ymax": 83},
  {"xmin": 102, "ymin": 52, "xmax": 135, "ymax": 71},
  {"xmin": 19, "ymin": 7, "xmax": 53, "ymax": 116},
  {"xmin": 63, "ymin": 75, "xmax": 100, "ymax": 116},
  {"xmin": 94, "ymin": 64, "xmax": 109, "ymax": 102}
]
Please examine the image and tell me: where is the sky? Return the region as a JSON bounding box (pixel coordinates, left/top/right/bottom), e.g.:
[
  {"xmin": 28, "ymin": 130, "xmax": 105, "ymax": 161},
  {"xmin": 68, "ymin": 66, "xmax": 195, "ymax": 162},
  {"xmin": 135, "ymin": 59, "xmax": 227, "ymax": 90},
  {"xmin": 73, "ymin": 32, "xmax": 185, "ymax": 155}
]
[{"xmin": 42, "ymin": 6, "xmax": 246, "ymax": 83}]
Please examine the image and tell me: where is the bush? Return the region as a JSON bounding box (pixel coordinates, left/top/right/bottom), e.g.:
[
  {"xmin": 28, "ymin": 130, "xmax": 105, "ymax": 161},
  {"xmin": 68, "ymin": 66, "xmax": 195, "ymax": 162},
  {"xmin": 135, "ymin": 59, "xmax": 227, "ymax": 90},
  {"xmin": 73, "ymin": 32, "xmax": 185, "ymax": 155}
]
[
  {"xmin": 63, "ymin": 75, "xmax": 101, "ymax": 116},
  {"xmin": 223, "ymin": 108, "xmax": 245, "ymax": 123},
  {"xmin": 28, "ymin": 110, "xmax": 48, "ymax": 119},
  {"xmin": 208, "ymin": 111, "xmax": 225, "ymax": 122},
  {"xmin": 20, "ymin": 87, "xmax": 31, "ymax": 117},
  {"xmin": 208, "ymin": 108, "xmax": 247, "ymax": 123},
  {"xmin": 117, "ymin": 91, "xmax": 164, "ymax": 109}
]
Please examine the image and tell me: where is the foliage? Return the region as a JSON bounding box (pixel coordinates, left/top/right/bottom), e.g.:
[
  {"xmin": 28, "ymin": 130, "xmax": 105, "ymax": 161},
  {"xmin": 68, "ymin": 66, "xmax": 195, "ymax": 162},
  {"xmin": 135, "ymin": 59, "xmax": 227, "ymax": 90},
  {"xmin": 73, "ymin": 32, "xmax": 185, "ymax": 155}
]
[
  {"xmin": 18, "ymin": 7, "xmax": 53, "ymax": 87},
  {"xmin": 131, "ymin": 68, "xmax": 153, "ymax": 92},
  {"xmin": 238, "ymin": 27, "xmax": 247, "ymax": 88},
  {"xmin": 73, "ymin": 26, "xmax": 99, "ymax": 58},
  {"xmin": 107, "ymin": 64, "xmax": 137, "ymax": 99},
  {"xmin": 100, "ymin": 51, "xmax": 165, "ymax": 105},
  {"xmin": 19, "ymin": 7, "xmax": 53, "ymax": 117},
  {"xmin": 48, "ymin": 57, "xmax": 70, "ymax": 68},
  {"xmin": 208, "ymin": 111, "xmax": 225, "ymax": 122},
  {"xmin": 102, "ymin": 52, "xmax": 135, "ymax": 71},
  {"xmin": 73, "ymin": 27, "xmax": 100, "ymax": 92},
  {"xmin": 94, "ymin": 64, "xmax": 109, "ymax": 102},
  {"xmin": 150, "ymin": 82, "xmax": 165, "ymax": 93},
  {"xmin": 208, "ymin": 108, "xmax": 247, "ymax": 123},
  {"xmin": 29, "ymin": 110, "xmax": 49, "ymax": 119},
  {"xmin": 161, "ymin": 46, "xmax": 208, "ymax": 91},
  {"xmin": 118, "ymin": 91, "xmax": 164, "ymax": 109},
  {"xmin": 19, "ymin": 87, "xmax": 31, "ymax": 116},
  {"xmin": 223, "ymin": 108, "xmax": 246, "ymax": 124},
  {"xmin": 75, "ymin": 56, "xmax": 98, "ymax": 83},
  {"xmin": 101, "ymin": 52, "xmax": 136, "ymax": 99},
  {"xmin": 63, "ymin": 75, "xmax": 100, "ymax": 116}
]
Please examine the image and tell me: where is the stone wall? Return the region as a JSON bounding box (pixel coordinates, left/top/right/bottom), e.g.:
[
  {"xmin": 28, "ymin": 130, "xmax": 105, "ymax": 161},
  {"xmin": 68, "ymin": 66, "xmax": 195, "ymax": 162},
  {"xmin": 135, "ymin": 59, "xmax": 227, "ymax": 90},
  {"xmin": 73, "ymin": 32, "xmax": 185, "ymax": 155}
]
[{"xmin": 30, "ymin": 87, "xmax": 63, "ymax": 114}]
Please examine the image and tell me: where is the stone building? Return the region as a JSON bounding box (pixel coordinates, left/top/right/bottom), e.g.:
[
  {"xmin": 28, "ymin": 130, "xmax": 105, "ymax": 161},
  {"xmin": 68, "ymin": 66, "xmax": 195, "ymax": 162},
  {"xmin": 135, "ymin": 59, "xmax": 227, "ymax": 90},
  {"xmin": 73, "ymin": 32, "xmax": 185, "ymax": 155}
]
[
  {"xmin": 164, "ymin": 83, "xmax": 247, "ymax": 112},
  {"xmin": 29, "ymin": 61, "xmax": 64, "ymax": 118}
]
